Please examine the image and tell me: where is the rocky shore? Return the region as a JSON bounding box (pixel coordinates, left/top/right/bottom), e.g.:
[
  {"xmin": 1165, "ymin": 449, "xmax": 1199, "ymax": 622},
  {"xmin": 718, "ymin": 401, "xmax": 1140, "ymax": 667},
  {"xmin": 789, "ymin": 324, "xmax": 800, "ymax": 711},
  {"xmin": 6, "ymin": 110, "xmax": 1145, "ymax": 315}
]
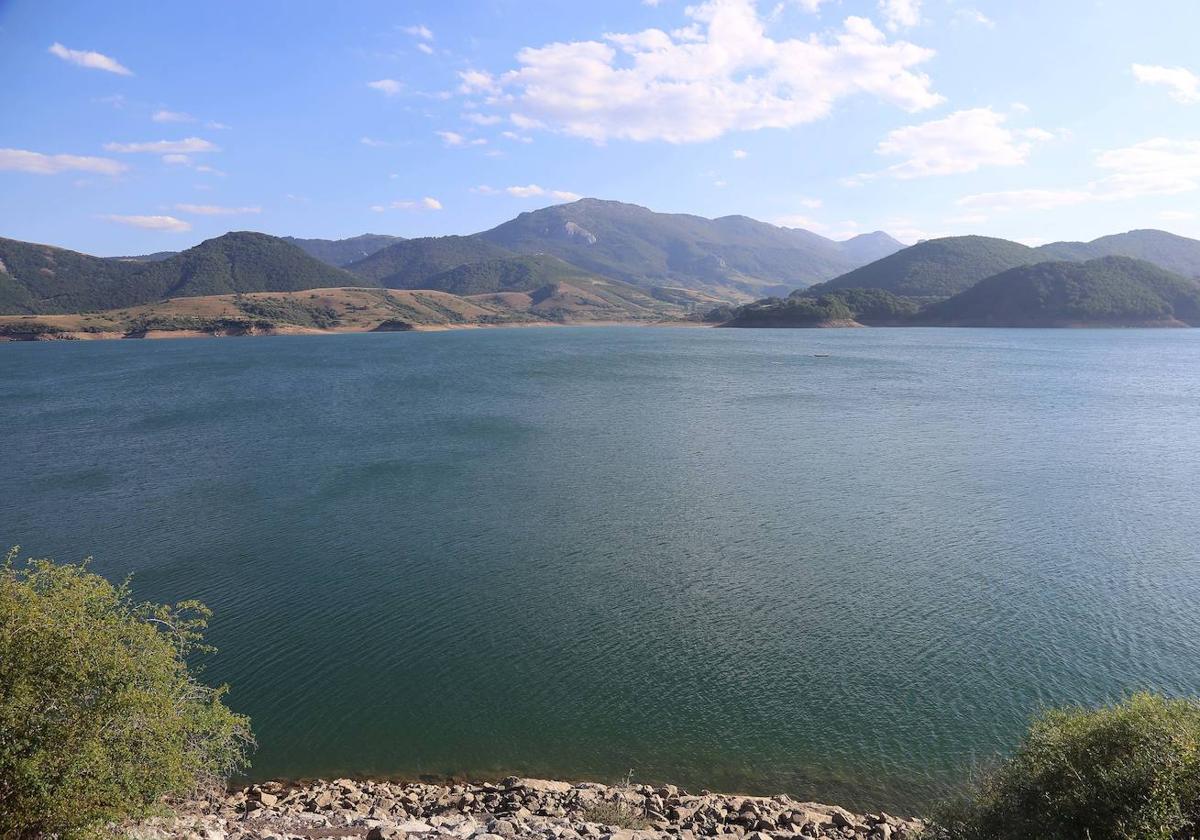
[{"xmin": 131, "ymin": 778, "xmax": 925, "ymax": 840}]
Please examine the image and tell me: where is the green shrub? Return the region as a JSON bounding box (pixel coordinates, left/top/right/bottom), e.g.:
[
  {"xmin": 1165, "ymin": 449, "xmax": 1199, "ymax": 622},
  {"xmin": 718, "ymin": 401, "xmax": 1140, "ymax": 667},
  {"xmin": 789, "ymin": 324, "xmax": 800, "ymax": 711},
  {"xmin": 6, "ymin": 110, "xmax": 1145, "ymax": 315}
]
[
  {"xmin": 0, "ymin": 549, "xmax": 253, "ymax": 840},
  {"xmin": 933, "ymin": 693, "xmax": 1200, "ymax": 840}
]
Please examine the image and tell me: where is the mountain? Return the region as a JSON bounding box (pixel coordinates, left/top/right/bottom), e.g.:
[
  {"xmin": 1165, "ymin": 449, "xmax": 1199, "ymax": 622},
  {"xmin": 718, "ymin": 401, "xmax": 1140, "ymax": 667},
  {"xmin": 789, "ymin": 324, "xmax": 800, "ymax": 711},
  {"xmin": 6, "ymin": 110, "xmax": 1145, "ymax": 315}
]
[
  {"xmin": 1036, "ymin": 230, "xmax": 1200, "ymax": 278},
  {"xmin": 282, "ymin": 234, "xmax": 405, "ymax": 267},
  {"xmin": 107, "ymin": 251, "xmax": 177, "ymax": 262},
  {"xmin": 837, "ymin": 231, "xmax": 907, "ymax": 265},
  {"xmin": 0, "ymin": 232, "xmax": 359, "ymax": 314},
  {"xmin": 475, "ymin": 199, "xmax": 903, "ymax": 300},
  {"xmin": 922, "ymin": 257, "xmax": 1200, "ymax": 327},
  {"xmin": 807, "ymin": 236, "xmax": 1040, "ymax": 300},
  {"xmin": 344, "ymin": 235, "xmax": 515, "ymax": 287}
]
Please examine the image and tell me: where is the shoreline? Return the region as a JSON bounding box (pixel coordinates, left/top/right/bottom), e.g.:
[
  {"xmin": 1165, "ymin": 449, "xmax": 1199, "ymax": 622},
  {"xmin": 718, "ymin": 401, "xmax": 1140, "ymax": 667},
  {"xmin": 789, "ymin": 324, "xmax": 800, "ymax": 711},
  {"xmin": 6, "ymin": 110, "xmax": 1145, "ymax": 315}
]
[
  {"xmin": 133, "ymin": 777, "xmax": 924, "ymax": 840},
  {"xmin": 0, "ymin": 318, "xmax": 712, "ymax": 343}
]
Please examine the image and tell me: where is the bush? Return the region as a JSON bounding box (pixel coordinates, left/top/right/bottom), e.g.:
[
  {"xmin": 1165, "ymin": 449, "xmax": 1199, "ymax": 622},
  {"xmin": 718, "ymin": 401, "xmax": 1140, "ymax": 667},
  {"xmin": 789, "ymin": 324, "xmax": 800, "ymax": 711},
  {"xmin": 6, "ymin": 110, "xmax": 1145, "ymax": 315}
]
[
  {"xmin": 0, "ymin": 549, "xmax": 253, "ymax": 839},
  {"xmin": 933, "ymin": 693, "xmax": 1200, "ymax": 840}
]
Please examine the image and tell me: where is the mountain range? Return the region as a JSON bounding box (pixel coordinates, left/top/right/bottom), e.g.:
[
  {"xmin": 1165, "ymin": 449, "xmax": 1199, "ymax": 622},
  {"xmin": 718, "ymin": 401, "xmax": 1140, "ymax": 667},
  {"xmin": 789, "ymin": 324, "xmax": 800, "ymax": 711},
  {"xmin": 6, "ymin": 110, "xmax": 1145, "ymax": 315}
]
[{"xmin": 4, "ymin": 198, "xmax": 1200, "ymax": 333}]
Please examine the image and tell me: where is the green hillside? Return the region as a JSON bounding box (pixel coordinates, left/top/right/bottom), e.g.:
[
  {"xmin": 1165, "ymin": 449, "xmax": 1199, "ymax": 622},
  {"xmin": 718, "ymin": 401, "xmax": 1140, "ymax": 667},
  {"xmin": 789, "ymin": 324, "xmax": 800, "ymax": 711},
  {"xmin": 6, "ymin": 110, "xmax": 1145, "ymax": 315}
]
[
  {"xmin": 0, "ymin": 232, "xmax": 359, "ymax": 314},
  {"xmin": 344, "ymin": 235, "xmax": 515, "ymax": 287},
  {"xmin": 923, "ymin": 256, "xmax": 1200, "ymax": 326},
  {"xmin": 808, "ymin": 236, "xmax": 1039, "ymax": 300},
  {"xmin": 721, "ymin": 287, "xmax": 920, "ymax": 327},
  {"xmin": 282, "ymin": 233, "xmax": 404, "ymax": 266},
  {"xmin": 475, "ymin": 198, "xmax": 902, "ymax": 299},
  {"xmin": 1037, "ymin": 230, "xmax": 1200, "ymax": 278}
]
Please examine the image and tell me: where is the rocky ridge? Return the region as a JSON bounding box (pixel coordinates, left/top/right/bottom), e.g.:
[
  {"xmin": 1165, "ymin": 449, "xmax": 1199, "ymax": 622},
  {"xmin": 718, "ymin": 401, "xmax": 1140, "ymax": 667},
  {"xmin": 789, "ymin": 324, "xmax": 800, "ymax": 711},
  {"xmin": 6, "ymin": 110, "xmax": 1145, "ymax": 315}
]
[{"xmin": 131, "ymin": 778, "xmax": 925, "ymax": 840}]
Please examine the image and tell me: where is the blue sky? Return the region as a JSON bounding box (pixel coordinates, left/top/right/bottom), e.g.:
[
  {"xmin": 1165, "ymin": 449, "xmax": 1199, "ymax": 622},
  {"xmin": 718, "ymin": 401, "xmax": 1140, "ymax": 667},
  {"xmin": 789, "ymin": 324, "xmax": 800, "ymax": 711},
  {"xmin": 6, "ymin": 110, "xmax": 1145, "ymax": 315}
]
[{"xmin": 2, "ymin": 0, "xmax": 1199, "ymax": 256}]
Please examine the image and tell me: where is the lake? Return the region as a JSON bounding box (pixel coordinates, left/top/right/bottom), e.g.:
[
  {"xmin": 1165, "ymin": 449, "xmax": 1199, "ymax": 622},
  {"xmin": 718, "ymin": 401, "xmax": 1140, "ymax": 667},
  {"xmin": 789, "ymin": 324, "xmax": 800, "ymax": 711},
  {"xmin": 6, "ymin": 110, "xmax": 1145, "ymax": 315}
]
[{"xmin": 3, "ymin": 326, "xmax": 1200, "ymax": 812}]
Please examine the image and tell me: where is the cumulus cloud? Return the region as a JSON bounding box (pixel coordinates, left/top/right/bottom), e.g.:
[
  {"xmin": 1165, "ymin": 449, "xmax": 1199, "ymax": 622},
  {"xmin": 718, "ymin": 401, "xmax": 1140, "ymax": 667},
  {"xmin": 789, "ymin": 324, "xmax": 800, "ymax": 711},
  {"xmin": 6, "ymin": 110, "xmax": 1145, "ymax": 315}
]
[
  {"xmin": 472, "ymin": 0, "xmax": 941, "ymax": 144},
  {"xmin": 956, "ymin": 137, "xmax": 1200, "ymax": 215},
  {"xmin": 105, "ymin": 137, "xmax": 219, "ymax": 154},
  {"xmin": 458, "ymin": 70, "xmax": 499, "ymax": 94},
  {"xmin": 174, "ymin": 203, "xmax": 262, "ymax": 215},
  {"xmin": 0, "ymin": 148, "xmax": 128, "ymax": 176},
  {"xmin": 102, "ymin": 214, "xmax": 191, "ymax": 232},
  {"xmin": 862, "ymin": 107, "xmax": 1050, "ymax": 179},
  {"xmin": 152, "ymin": 109, "xmax": 195, "ymax": 123},
  {"xmin": 360, "ymin": 136, "xmax": 390, "ymax": 147},
  {"xmin": 732, "ymin": 149, "xmax": 748, "ymax": 159},
  {"xmin": 878, "ymin": 0, "xmax": 921, "ymax": 31},
  {"xmin": 502, "ymin": 185, "xmax": 581, "ymax": 200},
  {"xmin": 48, "ymin": 42, "xmax": 132, "ymax": 75},
  {"xmin": 1132, "ymin": 64, "xmax": 1200, "ymax": 104},
  {"xmin": 500, "ymin": 131, "xmax": 533, "ymax": 143},
  {"xmin": 367, "ymin": 79, "xmax": 403, "ymax": 96}
]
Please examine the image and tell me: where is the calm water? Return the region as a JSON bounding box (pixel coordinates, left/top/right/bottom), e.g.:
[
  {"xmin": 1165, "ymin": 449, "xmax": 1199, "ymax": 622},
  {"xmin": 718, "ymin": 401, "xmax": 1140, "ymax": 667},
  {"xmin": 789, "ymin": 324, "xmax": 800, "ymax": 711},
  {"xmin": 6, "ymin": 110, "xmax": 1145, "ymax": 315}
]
[{"xmin": 3, "ymin": 326, "xmax": 1200, "ymax": 811}]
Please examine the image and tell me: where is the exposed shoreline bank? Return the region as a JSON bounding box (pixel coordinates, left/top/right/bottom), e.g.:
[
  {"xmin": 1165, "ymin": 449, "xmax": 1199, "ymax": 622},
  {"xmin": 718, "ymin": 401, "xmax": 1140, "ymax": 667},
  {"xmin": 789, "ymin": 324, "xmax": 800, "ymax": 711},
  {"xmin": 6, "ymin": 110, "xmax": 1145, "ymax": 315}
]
[
  {"xmin": 0, "ymin": 319, "xmax": 709, "ymax": 342},
  {"xmin": 135, "ymin": 777, "xmax": 923, "ymax": 840}
]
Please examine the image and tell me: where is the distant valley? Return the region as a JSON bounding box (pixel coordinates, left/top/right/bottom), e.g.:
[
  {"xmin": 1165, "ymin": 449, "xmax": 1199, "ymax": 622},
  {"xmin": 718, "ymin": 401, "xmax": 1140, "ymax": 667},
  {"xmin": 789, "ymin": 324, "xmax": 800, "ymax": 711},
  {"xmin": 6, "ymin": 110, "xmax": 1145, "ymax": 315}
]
[{"xmin": 4, "ymin": 198, "xmax": 1200, "ymax": 338}]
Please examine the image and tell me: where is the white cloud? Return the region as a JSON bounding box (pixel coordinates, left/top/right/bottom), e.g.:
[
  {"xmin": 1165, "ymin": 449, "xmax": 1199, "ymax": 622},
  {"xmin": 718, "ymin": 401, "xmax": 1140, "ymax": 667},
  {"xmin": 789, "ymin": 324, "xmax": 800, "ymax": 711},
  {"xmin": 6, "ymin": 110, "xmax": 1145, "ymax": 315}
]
[
  {"xmin": 954, "ymin": 8, "xmax": 994, "ymax": 28},
  {"xmin": 878, "ymin": 0, "xmax": 920, "ymax": 31},
  {"xmin": 48, "ymin": 42, "xmax": 132, "ymax": 75},
  {"xmin": 368, "ymin": 78, "xmax": 403, "ymax": 96},
  {"xmin": 403, "ymin": 24, "xmax": 434, "ymax": 40},
  {"xmin": 1094, "ymin": 137, "xmax": 1200, "ymax": 198},
  {"xmin": 371, "ymin": 197, "xmax": 443, "ymax": 211},
  {"xmin": 507, "ymin": 184, "xmax": 547, "ymax": 198},
  {"xmin": 500, "ymin": 131, "xmax": 533, "ymax": 143},
  {"xmin": 480, "ymin": 0, "xmax": 941, "ymax": 144},
  {"xmin": 798, "ymin": 196, "xmax": 822, "ymax": 208},
  {"xmin": 503, "ymin": 185, "xmax": 581, "ymax": 200},
  {"xmin": 866, "ymin": 107, "xmax": 1050, "ymax": 179},
  {"xmin": 471, "ymin": 185, "xmax": 499, "ymax": 194},
  {"xmin": 464, "ymin": 112, "xmax": 503, "ymax": 125},
  {"xmin": 174, "ymin": 203, "xmax": 261, "ymax": 215},
  {"xmin": 162, "ymin": 154, "xmax": 191, "ymax": 165},
  {"xmin": 1160, "ymin": 210, "xmax": 1196, "ymax": 221},
  {"xmin": 732, "ymin": 149, "xmax": 748, "ymax": 159},
  {"xmin": 105, "ymin": 137, "xmax": 219, "ymax": 154},
  {"xmin": 956, "ymin": 188, "xmax": 1093, "ymax": 214},
  {"xmin": 956, "ymin": 137, "xmax": 1200, "ymax": 215},
  {"xmin": 361, "ymin": 136, "xmax": 389, "ymax": 147},
  {"xmin": 152, "ymin": 109, "xmax": 195, "ymax": 123},
  {"xmin": 417, "ymin": 43, "xmax": 435, "ymax": 55},
  {"xmin": 1132, "ymin": 64, "xmax": 1200, "ymax": 104},
  {"xmin": 793, "ymin": 0, "xmax": 833, "ymax": 11},
  {"xmin": 437, "ymin": 131, "xmax": 487, "ymax": 147},
  {"xmin": 458, "ymin": 70, "xmax": 499, "ymax": 94},
  {"xmin": 0, "ymin": 148, "xmax": 127, "ymax": 176},
  {"xmin": 102, "ymin": 214, "xmax": 191, "ymax": 232}
]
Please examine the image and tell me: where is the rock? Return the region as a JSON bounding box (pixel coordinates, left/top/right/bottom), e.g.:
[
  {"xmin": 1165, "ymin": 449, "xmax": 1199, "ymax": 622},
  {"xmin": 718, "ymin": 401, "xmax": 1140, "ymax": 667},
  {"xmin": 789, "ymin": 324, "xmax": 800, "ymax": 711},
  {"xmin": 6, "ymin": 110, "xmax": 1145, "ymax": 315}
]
[{"xmin": 366, "ymin": 827, "xmax": 403, "ymax": 840}]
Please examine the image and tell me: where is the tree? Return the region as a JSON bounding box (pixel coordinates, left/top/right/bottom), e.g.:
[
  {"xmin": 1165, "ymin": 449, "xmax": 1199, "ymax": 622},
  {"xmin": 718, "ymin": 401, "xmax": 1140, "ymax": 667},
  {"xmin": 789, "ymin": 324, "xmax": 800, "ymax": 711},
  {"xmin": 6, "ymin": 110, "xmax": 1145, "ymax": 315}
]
[
  {"xmin": 933, "ymin": 692, "xmax": 1200, "ymax": 840},
  {"xmin": 0, "ymin": 548, "xmax": 253, "ymax": 840}
]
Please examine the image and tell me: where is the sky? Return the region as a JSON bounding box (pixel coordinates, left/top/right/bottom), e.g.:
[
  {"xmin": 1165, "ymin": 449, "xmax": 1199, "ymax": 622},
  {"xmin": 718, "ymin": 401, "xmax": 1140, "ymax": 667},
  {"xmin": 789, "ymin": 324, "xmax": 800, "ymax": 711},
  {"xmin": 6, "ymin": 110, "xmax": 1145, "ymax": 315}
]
[{"xmin": 2, "ymin": 0, "xmax": 1200, "ymax": 256}]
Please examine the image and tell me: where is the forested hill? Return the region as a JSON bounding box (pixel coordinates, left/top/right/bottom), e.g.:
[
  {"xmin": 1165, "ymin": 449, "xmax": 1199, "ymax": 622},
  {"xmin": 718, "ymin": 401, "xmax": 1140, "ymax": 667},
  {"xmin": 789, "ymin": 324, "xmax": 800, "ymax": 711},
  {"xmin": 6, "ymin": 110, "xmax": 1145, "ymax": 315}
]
[
  {"xmin": 921, "ymin": 257, "xmax": 1200, "ymax": 327},
  {"xmin": 0, "ymin": 232, "xmax": 358, "ymax": 314},
  {"xmin": 805, "ymin": 236, "xmax": 1040, "ymax": 300}
]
